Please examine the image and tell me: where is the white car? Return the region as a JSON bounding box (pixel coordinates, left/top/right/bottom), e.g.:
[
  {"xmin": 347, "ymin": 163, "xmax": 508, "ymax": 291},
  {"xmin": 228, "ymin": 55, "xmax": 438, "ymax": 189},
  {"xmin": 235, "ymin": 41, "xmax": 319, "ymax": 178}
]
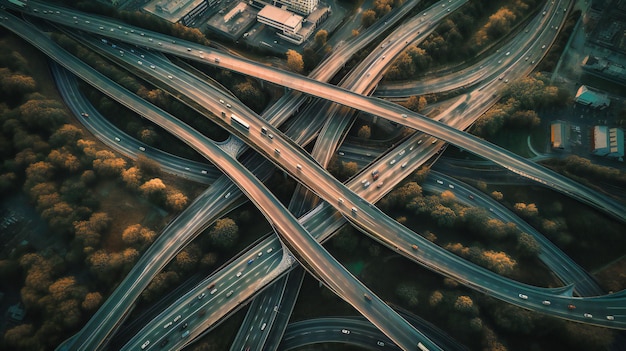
[
  {"xmin": 607, "ymin": 315, "xmax": 615, "ymax": 321},
  {"xmin": 341, "ymin": 329, "xmax": 350, "ymax": 334},
  {"xmin": 141, "ymin": 340, "xmax": 150, "ymax": 349},
  {"xmin": 377, "ymin": 341, "xmax": 385, "ymax": 346},
  {"xmin": 584, "ymin": 313, "xmax": 593, "ymax": 318},
  {"xmin": 542, "ymin": 300, "xmax": 551, "ymax": 306},
  {"xmin": 518, "ymin": 293, "xmax": 528, "ymax": 300},
  {"xmin": 236, "ymin": 272, "xmax": 242, "ymax": 278}
]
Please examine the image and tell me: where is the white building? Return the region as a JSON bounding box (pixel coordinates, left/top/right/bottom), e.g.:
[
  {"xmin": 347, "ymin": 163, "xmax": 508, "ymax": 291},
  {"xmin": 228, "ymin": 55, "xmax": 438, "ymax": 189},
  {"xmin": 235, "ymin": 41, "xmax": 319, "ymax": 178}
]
[
  {"xmin": 269, "ymin": 0, "xmax": 318, "ymax": 15},
  {"xmin": 592, "ymin": 126, "xmax": 624, "ymax": 158},
  {"xmin": 257, "ymin": 5, "xmax": 304, "ymax": 43},
  {"xmin": 575, "ymin": 85, "xmax": 611, "ymax": 109}
]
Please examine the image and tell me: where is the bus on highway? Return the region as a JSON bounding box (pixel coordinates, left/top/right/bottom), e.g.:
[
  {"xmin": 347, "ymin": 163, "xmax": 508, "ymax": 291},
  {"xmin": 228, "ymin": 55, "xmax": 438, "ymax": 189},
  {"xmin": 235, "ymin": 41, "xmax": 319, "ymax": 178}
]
[{"xmin": 231, "ymin": 114, "xmax": 250, "ymax": 130}]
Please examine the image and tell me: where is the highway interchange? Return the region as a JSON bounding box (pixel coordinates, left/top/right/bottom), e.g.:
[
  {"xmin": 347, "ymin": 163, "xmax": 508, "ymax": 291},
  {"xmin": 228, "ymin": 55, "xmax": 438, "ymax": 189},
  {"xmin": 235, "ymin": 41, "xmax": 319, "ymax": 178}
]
[{"xmin": 1, "ymin": 0, "xmax": 626, "ymax": 350}]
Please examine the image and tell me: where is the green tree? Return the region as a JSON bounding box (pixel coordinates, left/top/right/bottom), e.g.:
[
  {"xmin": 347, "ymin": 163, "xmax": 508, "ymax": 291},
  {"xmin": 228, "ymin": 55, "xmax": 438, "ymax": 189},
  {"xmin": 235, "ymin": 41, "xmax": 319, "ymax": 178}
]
[
  {"xmin": 517, "ymin": 232, "xmax": 540, "ymax": 257},
  {"xmin": 396, "ymin": 282, "xmax": 419, "ymax": 307}
]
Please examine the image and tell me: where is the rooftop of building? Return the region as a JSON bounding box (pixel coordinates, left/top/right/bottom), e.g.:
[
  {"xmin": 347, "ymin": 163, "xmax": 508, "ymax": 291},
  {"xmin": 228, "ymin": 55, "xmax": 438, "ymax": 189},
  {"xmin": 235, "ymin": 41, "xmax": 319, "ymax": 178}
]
[
  {"xmin": 144, "ymin": 0, "xmax": 206, "ymax": 23},
  {"xmin": 258, "ymin": 4, "xmax": 303, "ymax": 29}
]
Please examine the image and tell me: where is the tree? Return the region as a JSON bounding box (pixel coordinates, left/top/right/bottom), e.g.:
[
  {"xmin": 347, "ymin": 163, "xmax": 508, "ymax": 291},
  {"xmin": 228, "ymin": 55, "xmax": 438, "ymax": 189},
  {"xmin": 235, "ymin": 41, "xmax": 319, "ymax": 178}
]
[
  {"xmin": 175, "ymin": 244, "xmax": 201, "ymax": 272},
  {"xmin": 514, "ymin": 202, "xmax": 539, "ymax": 218},
  {"xmin": 139, "ymin": 178, "xmax": 167, "ymax": 203},
  {"xmin": 286, "ymin": 50, "xmax": 304, "ymax": 73},
  {"xmin": 233, "ymin": 80, "xmax": 266, "ymax": 112},
  {"xmin": 48, "ymin": 148, "xmax": 81, "ymax": 173},
  {"xmin": 481, "ymin": 250, "xmax": 516, "ymax": 275},
  {"xmin": 396, "ymin": 282, "xmax": 420, "ymax": 307},
  {"xmin": 405, "ymin": 96, "xmax": 427, "ymax": 112},
  {"xmin": 135, "ymin": 154, "xmax": 161, "ymax": 177},
  {"xmin": 517, "ymin": 232, "xmax": 540, "ymax": 257},
  {"xmin": 3, "ymin": 324, "xmax": 40, "ymax": 350},
  {"xmin": 357, "ymin": 125, "xmax": 371, "ymax": 139},
  {"xmin": 208, "ymin": 218, "xmax": 239, "ymax": 249},
  {"xmin": 454, "ymin": 295, "xmax": 475, "ymax": 314},
  {"xmin": 429, "ymin": 290, "xmax": 443, "ymax": 307},
  {"xmin": 431, "ymin": 204, "xmax": 456, "ymax": 227},
  {"xmin": 82, "ymin": 291, "xmax": 103, "ymax": 311},
  {"xmin": 122, "ymin": 166, "xmax": 143, "ymax": 189},
  {"xmin": 491, "ymin": 191, "xmax": 504, "ymax": 201},
  {"xmin": 48, "ymin": 276, "xmax": 86, "ymax": 302},
  {"xmin": 314, "ymin": 29, "xmax": 328, "ymax": 48},
  {"xmin": 93, "ymin": 150, "xmax": 126, "ymax": 177},
  {"xmin": 137, "ymin": 128, "xmax": 157, "ymax": 145},
  {"xmin": 122, "ymin": 224, "xmax": 156, "ymax": 248},
  {"xmin": 166, "ymin": 189, "xmax": 188, "ymax": 211},
  {"xmin": 50, "ymin": 124, "xmax": 84, "ymax": 147},
  {"xmin": 361, "ymin": 10, "xmax": 377, "ymax": 28}
]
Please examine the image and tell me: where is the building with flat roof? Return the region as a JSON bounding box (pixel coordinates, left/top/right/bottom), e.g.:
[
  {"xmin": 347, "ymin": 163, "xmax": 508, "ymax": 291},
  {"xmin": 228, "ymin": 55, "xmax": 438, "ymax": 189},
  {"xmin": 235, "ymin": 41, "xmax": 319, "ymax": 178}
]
[
  {"xmin": 575, "ymin": 85, "xmax": 611, "ymax": 109},
  {"xmin": 144, "ymin": 0, "xmax": 209, "ymax": 26},
  {"xmin": 592, "ymin": 126, "xmax": 624, "ymax": 158},
  {"xmin": 268, "ymin": 0, "xmax": 318, "ymax": 15},
  {"xmin": 257, "ymin": 4, "xmax": 305, "ymax": 43},
  {"xmin": 551, "ymin": 121, "xmax": 568, "ymax": 149}
]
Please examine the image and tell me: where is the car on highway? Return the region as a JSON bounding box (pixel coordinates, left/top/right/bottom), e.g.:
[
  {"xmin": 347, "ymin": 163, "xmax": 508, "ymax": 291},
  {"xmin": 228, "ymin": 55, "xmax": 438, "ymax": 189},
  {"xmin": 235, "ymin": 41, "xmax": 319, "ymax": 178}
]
[
  {"xmin": 181, "ymin": 322, "xmax": 188, "ymax": 330},
  {"xmin": 207, "ymin": 282, "xmax": 215, "ymax": 289},
  {"xmin": 201, "ymin": 170, "xmax": 208, "ymax": 174},
  {"xmin": 584, "ymin": 313, "xmax": 593, "ymax": 318},
  {"xmin": 247, "ymin": 259, "xmax": 254, "ymax": 265},
  {"xmin": 468, "ymin": 194, "xmax": 475, "ymax": 200},
  {"xmin": 115, "ymin": 137, "xmax": 121, "ymax": 142},
  {"xmin": 377, "ymin": 341, "xmax": 385, "ymax": 346},
  {"xmin": 210, "ymin": 288, "xmax": 218, "ymax": 294},
  {"xmin": 372, "ymin": 169, "xmax": 380, "ymax": 180},
  {"xmin": 141, "ymin": 340, "xmax": 150, "ymax": 349},
  {"xmin": 390, "ymin": 159, "xmax": 396, "ymax": 165},
  {"xmin": 607, "ymin": 315, "xmax": 615, "ymax": 320},
  {"xmin": 411, "ymin": 244, "xmax": 419, "ymax": 250},
  {"xmin": 225, "ymin": 192, "xmax": 231, "ymax": 199},
  {"xmin": 80, "ymin": 112, "xmax": 89, "ymax": 117},
  {"xmin": 197, "ymin": 292, "xmax": 206, "ymax": 299},
  {"xmin": 139, "ymin": 146, "xmax": 146, "ymax": 151},
  {"xmin": 257, "ymin": 251, "xmax": 263, "ymax": 257},
  {"xmin": 363, "ymin": 181, "xmax": 370, "ymax": 188},
  {"xmin": 364, "ymin": 293, "xmax": 372, "ymax": 301},
  {"xmin": 226, "ymin": 103, "xmax": 232, "ymax": 108},
  {"xmin": 174, "ymin": 315, "xmax": 182, "ymax": 322},
  {"xmin": 401, "ymin": 162, "xmax": 407, "ymax": 168},
  {"xmin": 267, "ymin": 248, "xmax": 273, "ymax": 253},
  {"xmin": 542, "ymin": 300, "xmax": 551, "ymax": 306},
  {"xmin": 181, "ymin": 330, "xmax": 190, "ymax": 338},
  {"xmin": 436, "ymin": 180, "xmax": 444, "ymax": 185},
  {"xmin": 260, "ymin": 323, "xmax": 267, "ymax": 330},
  {"xmin": 567, "ymin": 304, "xmax": 576, "ymax": 310},
  {"xmin": 163, "ymin": 321, "xmax": 172, "ymax": 329},
  {"xmin": 236, "ymin": 272, "xmax": 242, "ymax": 278},
  {"xmin": 226, "ymin": 290, "xmax": 234, "ymax": 297},
  {"xmin": 518, "ymin": 293, "xmax": 528, "ymax": 300},
  {"xmin": 341, "ymin": 329, "xmax": 350, "ymax": 334},
  {"xmin": 167, "ymin": 75, "xmax": 173, "ymax": 79},
  {"xmin": 377, "ymin": 182, "xmax": 383, "ymax": 188}
]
